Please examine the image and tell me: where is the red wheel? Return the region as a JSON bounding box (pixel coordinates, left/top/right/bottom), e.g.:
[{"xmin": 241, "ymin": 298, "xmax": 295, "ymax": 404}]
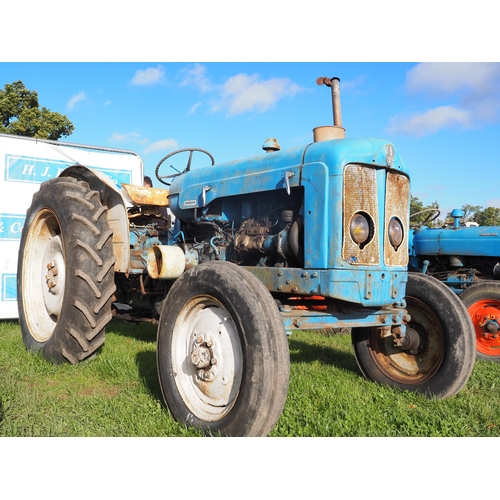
[{"xmin": 460, "ymin": 283, "xmax": 500, "ymax": 363}]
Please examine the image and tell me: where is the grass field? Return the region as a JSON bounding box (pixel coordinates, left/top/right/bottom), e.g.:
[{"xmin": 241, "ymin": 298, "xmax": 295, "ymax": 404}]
[{"xmin": 1, "ymin": 318, "xmax": 500, "ymax": 437}]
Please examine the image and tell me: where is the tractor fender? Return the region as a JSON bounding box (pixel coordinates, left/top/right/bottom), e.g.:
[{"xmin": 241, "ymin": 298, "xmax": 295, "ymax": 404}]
[{"xmin": 58, "ymin": 165, "xmax": 130, "ymax": 273}]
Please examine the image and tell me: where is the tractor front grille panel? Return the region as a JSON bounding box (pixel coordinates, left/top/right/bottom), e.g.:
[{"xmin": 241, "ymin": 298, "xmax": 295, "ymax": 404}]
[{"xmin": 342, "ymin": 165, "xmax": 409, "ymax": 267}]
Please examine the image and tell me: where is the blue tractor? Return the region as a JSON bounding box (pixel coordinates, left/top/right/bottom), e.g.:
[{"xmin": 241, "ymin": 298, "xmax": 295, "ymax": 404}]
[
  {"xmin": 17, "ymin": 77, "xmax": 475, "ymax": 436},
  {"xmin": 410, "ymin": 208, "xmax": 500, "ymax": 363}
]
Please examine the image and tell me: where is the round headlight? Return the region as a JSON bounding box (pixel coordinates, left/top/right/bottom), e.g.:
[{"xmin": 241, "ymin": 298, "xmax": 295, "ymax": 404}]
[
  {"xmin": 350, "ymin": 213, "xmax": 370, "ymax": 244},
  {"xmin": 388, "ymin": 217, "xmax": 404, "ymax": 249}
]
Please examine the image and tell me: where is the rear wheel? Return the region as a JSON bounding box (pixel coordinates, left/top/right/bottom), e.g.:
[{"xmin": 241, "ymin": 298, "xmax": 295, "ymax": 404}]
[
  {"xmin": 157, "ymin": 261, "xmax": 290, "ymax": 436},
  {"xmin": 352, "ymin": 273, "xmax": 475, "ymax": 399},
  {"xmin": 459, "ymin": 282, "xmax": 500, "ymax": 363},
  {"xmin": 17, "ymin": 177, "xmax": 116, "ymax": 363}
]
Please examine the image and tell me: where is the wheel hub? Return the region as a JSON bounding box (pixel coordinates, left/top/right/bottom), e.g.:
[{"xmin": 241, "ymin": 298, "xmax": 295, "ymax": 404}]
[
  {"xmin": 479, "ymin": 316, "xmax": 500, "ymax": 338},
  {"xmin": 191, "ymin": 336, "xmax": 218, "ymax": 381},
  {"xmin": 171, "ymin": 298, "xmax": 243, "ymax": 421},
  {"xmin": 41, "ymin": 235, "xmax": 66, "ymax": 317},
  {"xmin": 398, "ymin": 326, "xmax": 423, "ymax": 354}
]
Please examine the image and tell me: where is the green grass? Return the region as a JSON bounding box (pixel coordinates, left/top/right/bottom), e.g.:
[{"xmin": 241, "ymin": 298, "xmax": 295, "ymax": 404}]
[{"xmin": 1, "ymin": 319, "xmax": 500, "ymax": 437}]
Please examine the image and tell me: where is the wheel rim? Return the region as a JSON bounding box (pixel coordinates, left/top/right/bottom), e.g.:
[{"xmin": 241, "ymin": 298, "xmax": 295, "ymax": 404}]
[
  {"xmin": 467, "ymin": 299, "xmax": 500, "ymax": 357},
  {"xmin": 21, "ymin": 209, "xmax": 66, "ymax": 343},
  {"xmin": 367, "ymin": 297, "xmax": 444, "ymax": 384},
  {"xmin": 171, "ymin": 295, "xmax": 243, "ymax": 422}
]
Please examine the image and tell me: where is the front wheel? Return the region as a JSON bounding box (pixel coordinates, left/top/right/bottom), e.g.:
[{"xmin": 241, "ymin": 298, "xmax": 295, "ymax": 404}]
[
  {"xmin": 352, "ymin": 273, "xmax": 475, "ymax": 399},
  {"xmin": 459, "ymin": 282, "xmax": 500, "ymax": 363},
  {"xmin": 157, "ymin": 261, "xmax": 290, "ymax": 436}
]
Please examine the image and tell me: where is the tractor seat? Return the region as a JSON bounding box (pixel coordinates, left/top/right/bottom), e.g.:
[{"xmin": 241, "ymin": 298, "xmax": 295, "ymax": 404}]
[{"xmin": 121, "ymin": 183, "xmax": 169, "ymax": 207}]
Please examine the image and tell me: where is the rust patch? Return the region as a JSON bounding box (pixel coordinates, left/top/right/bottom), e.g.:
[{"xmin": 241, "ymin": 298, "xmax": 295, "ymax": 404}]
[
  {"xmin": 122, "ymin": 184, "xmax": 169, "ymax": 207},
  {"xmin": 384, "ymin": 172, "xmax": 409, "ymax": 266},
  {"xmin": 342, "ymin": 164, "xmax": 380, "ymax": 265}
]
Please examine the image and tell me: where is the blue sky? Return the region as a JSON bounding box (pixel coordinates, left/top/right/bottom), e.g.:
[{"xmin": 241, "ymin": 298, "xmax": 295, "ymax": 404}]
[{"xmin": 2, "ymin": 62, "xmax": 499, "ymax": 218}]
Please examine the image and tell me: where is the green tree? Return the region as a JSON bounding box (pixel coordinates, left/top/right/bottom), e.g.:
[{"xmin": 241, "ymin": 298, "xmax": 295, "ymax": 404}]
[
  {"xmin": 474, "ymin": 207, "xmax": 500, "ymax": 226},
  {"xmin": 410, "ymin": 195, "xmax": 440, "ymax": 227},
  {"xmin": 0, "ymin": 80, "xmax": 74, "ymax": 140},
  {"xmin": 461, "ymin": 204, "xmax": 483, "ymax": 221}
]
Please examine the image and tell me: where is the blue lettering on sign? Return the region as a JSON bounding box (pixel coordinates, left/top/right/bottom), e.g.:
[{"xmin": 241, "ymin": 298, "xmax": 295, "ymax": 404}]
[
  {"xmin": 0, "ymin": 214, "xmax": 25, "ymax": 240},
  {"xmin": 5, "ymin": 155, "xmax": 69, "ymax": 183},
  {"xmin": 2, "ymin": 274, "xmax": 17, "ymax": 301},
  {"xmin": 5, "ymin": 155, "xmax": 132, "ymax": 188}
]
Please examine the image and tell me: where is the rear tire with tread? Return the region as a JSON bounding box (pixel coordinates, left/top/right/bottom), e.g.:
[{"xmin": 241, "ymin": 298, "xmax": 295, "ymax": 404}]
[{"xmin": 17, "ymin": 176, "xmax": 116, "ymax": 364}]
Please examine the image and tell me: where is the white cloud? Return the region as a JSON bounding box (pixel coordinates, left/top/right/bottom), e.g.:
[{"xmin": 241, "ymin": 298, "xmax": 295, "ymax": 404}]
[
  {"xmin": 130, "ymin": 65, "xmax": 165, "ymax": 86},
  {"xmin": 341, "ymin": 75, "xmax": 367, "ymax": 95},
  {"xmin": 179, "ymin": 63, "xmax": 212, "ymax": 93},
  {"xmin": 144, "ymin": 138, "xmax": 178, "ymax": 154},
  {"xmin": 211, "ymin": 73, "xmax": 305, "ymax": 116},
  {"xmin": 108, "ymin": 132, "xmax": 148, "ymax": 145},
  {"xmin": 406, "ymin": 62, "xmax": 500, "ymax": 95},
  {"xmin": 390, "ymin": 63, "xmax": 500, "ymax": 136},
  {"xmin": 187, "ymin": 102, "xmax": 202, "ymax": 115},
  {"xmin": 109, "ymin": 132, "xmax": 178, "ymax": 155},
  {"xmin": 388, "ymin": 105, "xmax": 472, "ymax": 137},
  {"xmin": 67, "ymin": 91, "xmax": 87, "ymax": 110}
]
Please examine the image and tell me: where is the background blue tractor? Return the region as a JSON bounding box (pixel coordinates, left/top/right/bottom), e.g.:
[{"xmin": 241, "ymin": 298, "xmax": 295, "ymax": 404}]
[
  {"xmin": 410, "ymin": 208, "xmax": 500, "ymax": 363},
  {"xmin": 17, "ymin": 77, "xmax": 475, "ymax": 436}
]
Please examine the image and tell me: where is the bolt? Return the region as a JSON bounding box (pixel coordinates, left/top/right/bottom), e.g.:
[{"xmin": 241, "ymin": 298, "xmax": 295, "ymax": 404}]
[
  {"xmin": 211, "ymin": 358, "xmax": 218, "ymax": 365},
  {"xmin": 191, "ymin": 346, "xmax": 211, "ymax": 368},
  {"xmin": 197, "ymin": 368, "xmax": 214, "ymax": 382}
]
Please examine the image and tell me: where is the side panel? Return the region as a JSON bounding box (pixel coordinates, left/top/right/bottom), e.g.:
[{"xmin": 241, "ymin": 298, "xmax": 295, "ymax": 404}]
[
  {"xmin": 0, "ymin": 135, "xmax": 143, "ymax": 319},
  {"xmin": 413, "ymin": 226, "xmax": 500, "ymax": 257}
]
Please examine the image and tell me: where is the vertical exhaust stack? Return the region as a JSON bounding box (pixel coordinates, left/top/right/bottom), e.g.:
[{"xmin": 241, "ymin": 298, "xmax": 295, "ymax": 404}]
[{"xmin": 314, "ymin": 76, "xmax": 346, "ymax": 142}]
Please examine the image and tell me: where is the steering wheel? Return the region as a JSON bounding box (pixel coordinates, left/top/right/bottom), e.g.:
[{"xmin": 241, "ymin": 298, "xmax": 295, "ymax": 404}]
[
  {"xmin": 410, "ymin": 208, "xmax": 441, "ymax": 227},
  {"xmin": 155, "ymin": 148, "xmax": 215, "ymax": 186}
]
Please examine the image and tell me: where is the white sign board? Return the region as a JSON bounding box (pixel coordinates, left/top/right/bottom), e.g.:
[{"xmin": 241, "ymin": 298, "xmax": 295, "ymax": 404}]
[{"xmin": 0, "ymin": 134, "xmax": 143, "ymax": 319}]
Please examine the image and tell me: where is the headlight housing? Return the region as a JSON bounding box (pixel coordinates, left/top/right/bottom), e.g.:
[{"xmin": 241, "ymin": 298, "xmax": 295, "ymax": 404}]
[
  {"xmin": 388, "ymin": 216, "xmax": 404, "ymax": 250},
  {"xmin": 350, "ymin": 212, "xmax": 374, "ymax": 249}
]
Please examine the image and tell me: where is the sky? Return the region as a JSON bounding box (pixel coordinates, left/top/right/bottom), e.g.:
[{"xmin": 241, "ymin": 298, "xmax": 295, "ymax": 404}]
[{"xmin": 2, "ymin": 61, "xmax": 499, "ymax": 219}]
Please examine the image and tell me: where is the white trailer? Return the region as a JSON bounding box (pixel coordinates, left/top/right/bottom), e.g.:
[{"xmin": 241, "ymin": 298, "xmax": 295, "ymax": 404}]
[{"xmin": 0, "ymin": 134, "xmax": 144, "ymax": 319}]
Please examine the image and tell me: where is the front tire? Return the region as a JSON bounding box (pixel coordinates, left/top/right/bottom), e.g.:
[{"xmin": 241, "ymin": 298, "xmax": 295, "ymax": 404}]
[
  {"xmin": 459, "ymin": 282, "xmax": 500, "ymax": 363},
  {"xmin": 17, "ymin": 177, "xmax": 116, "ymax": 364},
  {"xmin": 157, "ymin": 261, "xmax": 290, "ymax": 436},
  {"xmin": 352, "ymin": 273, "xmax": 475, "ymax": 399}
]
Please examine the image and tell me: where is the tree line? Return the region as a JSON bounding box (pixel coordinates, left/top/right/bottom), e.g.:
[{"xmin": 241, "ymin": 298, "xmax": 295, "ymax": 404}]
[{"xmin": 411, "ymin": 196, "xmax": 500, "ymax": 227}]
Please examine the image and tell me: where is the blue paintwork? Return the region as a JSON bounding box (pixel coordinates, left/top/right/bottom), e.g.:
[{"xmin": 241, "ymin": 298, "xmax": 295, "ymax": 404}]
[
  {"xmin": 410, "ymin": 212, "xmax": 500, "ymax": 295},
  {"xmin": 168, "ymin": 136, "xmax": 409, "ymax": 308},
  {"xmin": 169, "ymin": 138, "xmax": 408, "ymax": 212},
  {"xmin": 279, "ymin": 305, "xmax": 407, "ymax": 332},
  {"xmin": 412, "ymin": 225, "xmax": 500, "ymax": 257}
]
